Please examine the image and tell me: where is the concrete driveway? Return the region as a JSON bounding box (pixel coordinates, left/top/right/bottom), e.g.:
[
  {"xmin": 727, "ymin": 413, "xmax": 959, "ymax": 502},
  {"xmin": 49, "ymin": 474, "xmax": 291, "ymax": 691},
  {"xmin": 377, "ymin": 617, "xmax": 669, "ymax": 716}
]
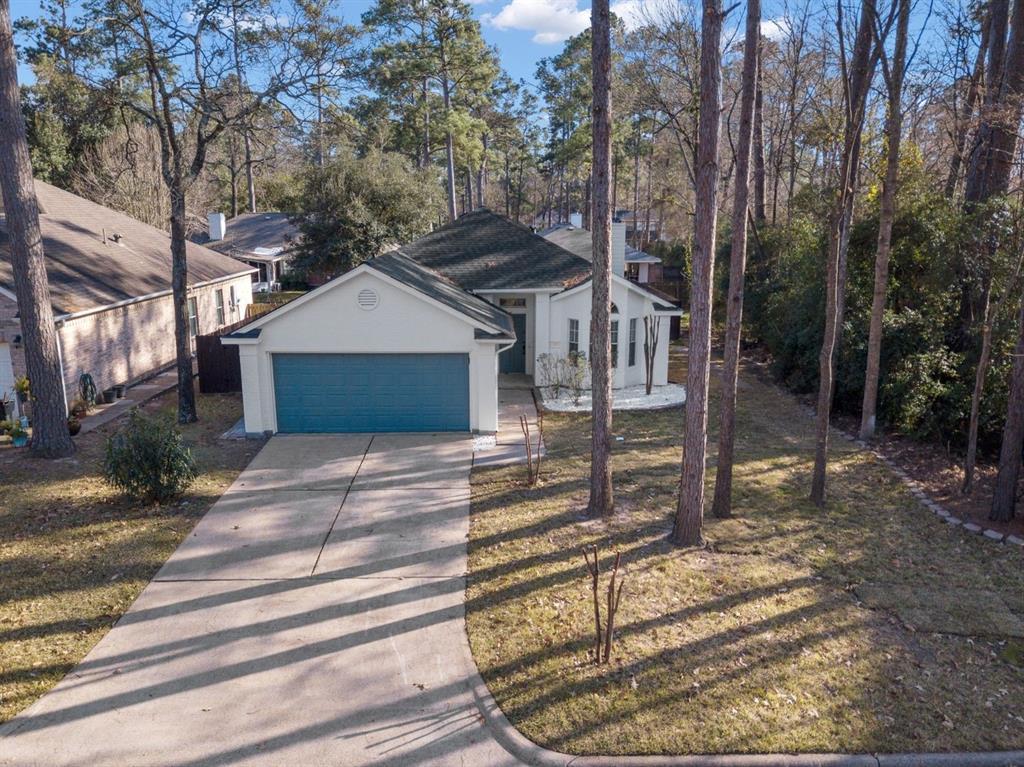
[{"xmin": 0, "ymin": 434, "xmax": 521, "ymax": 767}]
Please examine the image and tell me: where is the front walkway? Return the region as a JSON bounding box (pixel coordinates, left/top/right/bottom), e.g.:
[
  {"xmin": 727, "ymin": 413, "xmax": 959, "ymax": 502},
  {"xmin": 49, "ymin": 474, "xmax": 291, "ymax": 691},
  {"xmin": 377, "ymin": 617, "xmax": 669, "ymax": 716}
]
[
  {"xmin": 473, "ymin": 376, "xmax": 544, "ymax": 468},
  {"xmin": 0, "ymin": 434, "xmax": 519, "ymax": 766},
  {"xmin": 79, "ymin": 368, "xmax": 179, "ymax": 434}
]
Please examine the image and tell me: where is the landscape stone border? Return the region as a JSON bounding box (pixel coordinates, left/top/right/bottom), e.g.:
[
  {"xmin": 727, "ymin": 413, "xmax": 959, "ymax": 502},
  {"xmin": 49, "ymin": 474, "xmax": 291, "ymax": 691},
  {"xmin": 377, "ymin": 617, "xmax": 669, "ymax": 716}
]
[
  {"xmin": 842, "ymin": 428, "xmax": 1023, "ymax": 548},
  {"xmin": 795, "ymin": 405, "xmax": 1024, "ymax": 549}
]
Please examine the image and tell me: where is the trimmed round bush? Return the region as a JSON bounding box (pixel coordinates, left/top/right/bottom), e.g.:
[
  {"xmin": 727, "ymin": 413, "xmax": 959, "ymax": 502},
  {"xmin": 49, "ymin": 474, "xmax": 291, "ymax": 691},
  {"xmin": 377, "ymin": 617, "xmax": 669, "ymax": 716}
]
[{"xmin": 103, "ymin": 411, "xmax": 197, "ymax": 502}]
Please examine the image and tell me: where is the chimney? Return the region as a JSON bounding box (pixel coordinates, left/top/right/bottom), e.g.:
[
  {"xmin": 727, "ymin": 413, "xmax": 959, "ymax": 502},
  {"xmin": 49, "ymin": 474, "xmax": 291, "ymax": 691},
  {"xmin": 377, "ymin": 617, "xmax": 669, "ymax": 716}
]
[
  {"xmin": 208, "ymin": 212, "xmax": 226, "ymax": 242},
  {"xmin": 569, "ymin": 211, "xmax": 583, "ymax": 229},
  {"xmin": 612, "ymin": 220, "xmax": 626, "ymax": 277}
]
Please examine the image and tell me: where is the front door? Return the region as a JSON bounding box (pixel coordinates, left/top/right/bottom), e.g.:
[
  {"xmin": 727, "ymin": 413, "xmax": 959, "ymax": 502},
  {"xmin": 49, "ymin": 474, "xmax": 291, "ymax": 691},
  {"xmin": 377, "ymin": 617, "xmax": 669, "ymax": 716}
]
[{"xmin": 500, "ymin": 314, "xmax": 527, "ymax": 374}]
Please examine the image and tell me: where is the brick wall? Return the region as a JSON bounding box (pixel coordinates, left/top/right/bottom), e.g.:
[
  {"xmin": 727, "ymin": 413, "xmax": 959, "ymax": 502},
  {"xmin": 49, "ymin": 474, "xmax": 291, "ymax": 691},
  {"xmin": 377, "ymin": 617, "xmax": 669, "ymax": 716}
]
[
  {"xmin": 0, "ymin": 277, "xmax": 254, "ymax": 406},
  {"xmin": 58, "ymin": 276, "xmax": 254, "ymax": 400}
]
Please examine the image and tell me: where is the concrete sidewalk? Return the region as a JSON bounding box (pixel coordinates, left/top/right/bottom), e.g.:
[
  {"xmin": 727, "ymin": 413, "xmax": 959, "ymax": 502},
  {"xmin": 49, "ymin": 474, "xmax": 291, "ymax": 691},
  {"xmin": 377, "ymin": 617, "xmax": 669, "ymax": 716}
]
[
  {"xmin": 0, "ymin": 433, "xmax": 520, "ymax": 767},
  {"xmin": 473, "ymin": 378, "xmax": 544, "ymax": 468}
]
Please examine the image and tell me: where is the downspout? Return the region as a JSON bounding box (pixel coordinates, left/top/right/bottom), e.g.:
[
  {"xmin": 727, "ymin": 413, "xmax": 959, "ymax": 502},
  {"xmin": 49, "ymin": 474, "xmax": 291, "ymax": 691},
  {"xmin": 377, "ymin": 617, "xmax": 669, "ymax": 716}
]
[{"xmin": 54, "ymin": 320, "xmax": 70, "ymax": 417}]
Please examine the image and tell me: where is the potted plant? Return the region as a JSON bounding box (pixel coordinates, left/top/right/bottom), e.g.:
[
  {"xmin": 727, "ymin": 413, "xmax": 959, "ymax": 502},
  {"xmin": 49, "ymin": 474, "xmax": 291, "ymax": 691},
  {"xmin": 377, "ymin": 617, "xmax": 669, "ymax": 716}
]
[
  {"xmin": 13, "ymin": 376, "xmax": 29, "ymax": 404},
  {"xmin": 78, "ymin": 373, "xmax": 97, "ymax": 407},
  {"xmin": 67, "ymin": 416, "xmax": 82, "ymax": 436},
  {"xmin": 0, "ymin": 419, "xmax": 12, "ymax": 436},
  {"xmin": 102, "ymin": 388, "xmax": 116, "ymax": 404},
  {"xmin": 69, "ymin": 398, "xmax": 88, "ymax": 418},
  {"xmin": 10, "ymin": 423, "xmax": 28, "ymax": 447}
]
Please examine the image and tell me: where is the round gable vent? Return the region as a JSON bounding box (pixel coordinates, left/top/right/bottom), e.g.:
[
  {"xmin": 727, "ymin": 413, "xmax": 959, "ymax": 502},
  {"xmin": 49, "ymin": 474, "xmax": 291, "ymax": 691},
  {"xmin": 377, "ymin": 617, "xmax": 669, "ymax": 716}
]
[{"xmin": 357, "ymin": 288, "xmax": 379, "ymax": 311}]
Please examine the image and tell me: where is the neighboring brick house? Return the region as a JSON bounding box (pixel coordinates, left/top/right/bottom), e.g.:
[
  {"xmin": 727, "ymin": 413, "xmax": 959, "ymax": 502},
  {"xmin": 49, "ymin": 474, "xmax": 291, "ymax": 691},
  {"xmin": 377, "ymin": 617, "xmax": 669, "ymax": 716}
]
[{"xmin": 0, "ymin": 181, "xmax": 255, "ymax": 417}]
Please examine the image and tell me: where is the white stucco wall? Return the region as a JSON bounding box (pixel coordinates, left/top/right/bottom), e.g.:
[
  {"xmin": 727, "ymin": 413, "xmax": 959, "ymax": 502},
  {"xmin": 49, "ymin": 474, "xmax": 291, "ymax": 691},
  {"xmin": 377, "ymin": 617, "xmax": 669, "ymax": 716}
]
[
  {"xmin": 229, "ymin": 269, "xmax": 501, "ymax": 434},
  {"xmin": 546, "ymin": 278, "xmax": 671, "ymax": 389}
]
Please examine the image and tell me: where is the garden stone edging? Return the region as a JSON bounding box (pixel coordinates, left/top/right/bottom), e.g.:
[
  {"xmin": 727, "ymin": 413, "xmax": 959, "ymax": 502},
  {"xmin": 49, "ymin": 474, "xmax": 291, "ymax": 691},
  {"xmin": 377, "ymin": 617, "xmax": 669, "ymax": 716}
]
[
  {"xmin": 469, "ymin": 660, "xmax": 1024, "ymax": 767},
  {"xmin": 796, "ymin": 406, "xmax": 1024, "ymax": 549}
]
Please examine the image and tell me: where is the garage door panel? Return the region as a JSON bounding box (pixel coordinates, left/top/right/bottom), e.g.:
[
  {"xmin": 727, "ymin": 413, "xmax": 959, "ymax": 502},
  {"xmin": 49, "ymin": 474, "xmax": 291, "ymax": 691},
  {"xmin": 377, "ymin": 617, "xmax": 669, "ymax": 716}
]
[{"xmin": 272, "ymin": 353, "xmax": 469, "ymax": 433}]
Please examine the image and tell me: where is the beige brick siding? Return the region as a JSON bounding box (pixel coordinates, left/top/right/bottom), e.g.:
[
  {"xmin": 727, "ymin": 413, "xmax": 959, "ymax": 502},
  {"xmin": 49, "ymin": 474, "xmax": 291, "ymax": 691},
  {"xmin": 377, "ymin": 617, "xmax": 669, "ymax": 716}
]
[{"xmin": 0, "ymin": 276, "xmax": 253, "ymax": 405}]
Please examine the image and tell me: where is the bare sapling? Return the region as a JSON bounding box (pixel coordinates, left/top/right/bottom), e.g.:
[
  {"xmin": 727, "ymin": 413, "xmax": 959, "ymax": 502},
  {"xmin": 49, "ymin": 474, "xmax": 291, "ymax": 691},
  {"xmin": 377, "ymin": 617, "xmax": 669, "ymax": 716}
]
[
  {"xmin": 603, "ymin": 550, "xmax": 625, "ymax": 663},
  {"xmin": 582, "ymin": 545, "xmax": 626, "ymax": 664},
  {"xmin": 519, "ymin": 411, "xmax": 543, "ymax": 485},
  {"xmin": 583, "ymin": 545, "xmax": 603, "ymax": 662},
  {"xmin": 643, "ymin": 315, "xmax": 661, "ymax": 395}
]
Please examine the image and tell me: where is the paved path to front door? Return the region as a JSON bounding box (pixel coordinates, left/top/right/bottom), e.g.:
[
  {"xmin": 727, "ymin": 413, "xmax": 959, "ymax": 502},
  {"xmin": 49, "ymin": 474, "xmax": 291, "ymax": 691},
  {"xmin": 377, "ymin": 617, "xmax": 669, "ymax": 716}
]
[{"xmin": 0, "ymin": 434, "xmax": 521, "ymax": 767}]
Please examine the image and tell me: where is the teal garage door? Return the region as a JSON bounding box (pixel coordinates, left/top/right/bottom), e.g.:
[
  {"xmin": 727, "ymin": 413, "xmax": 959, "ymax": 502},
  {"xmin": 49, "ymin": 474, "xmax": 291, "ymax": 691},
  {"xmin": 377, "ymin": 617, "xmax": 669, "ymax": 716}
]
[{"xmin": 272, "ymin": 353, "xmax": 470, "ymax": 433}]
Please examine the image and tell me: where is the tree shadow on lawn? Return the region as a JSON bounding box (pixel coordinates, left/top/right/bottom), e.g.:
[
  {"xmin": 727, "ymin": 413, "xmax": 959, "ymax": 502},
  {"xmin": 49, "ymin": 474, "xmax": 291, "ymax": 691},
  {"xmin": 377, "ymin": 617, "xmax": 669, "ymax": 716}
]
[{"xmin": 466, "ymin": 368, "xmax": 1024, "ymax": 755}]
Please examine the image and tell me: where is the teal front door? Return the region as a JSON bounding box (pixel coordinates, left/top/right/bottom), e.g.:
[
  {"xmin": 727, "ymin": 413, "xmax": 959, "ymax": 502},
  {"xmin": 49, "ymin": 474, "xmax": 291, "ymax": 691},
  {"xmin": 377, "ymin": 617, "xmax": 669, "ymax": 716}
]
[
  {"xmin": 500, "ymin": 314, "xmax": 527, "ymax": 374},
  {"xmin": 272, "ymin": 353, "xmax": 470, "ymax": 433}
]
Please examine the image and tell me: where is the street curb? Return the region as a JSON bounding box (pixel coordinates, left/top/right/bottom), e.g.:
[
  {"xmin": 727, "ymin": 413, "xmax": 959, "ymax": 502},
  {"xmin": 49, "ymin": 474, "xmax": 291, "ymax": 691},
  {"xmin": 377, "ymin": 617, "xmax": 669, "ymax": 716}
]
[{"xmin": 470, "ymin": 665, "xmax": 1024, "ymax": 767}]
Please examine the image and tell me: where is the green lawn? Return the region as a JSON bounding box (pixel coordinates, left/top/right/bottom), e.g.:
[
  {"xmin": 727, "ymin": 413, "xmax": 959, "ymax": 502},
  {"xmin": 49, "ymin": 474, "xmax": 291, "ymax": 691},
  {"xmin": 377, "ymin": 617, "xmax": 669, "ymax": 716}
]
[
  {"xmin": 466, "ymin": 343, "xmax": 1024, "ymax": 756},
  {"xmin": 0, "ymin": 393, "xmax": 262, "ymax": 723}
]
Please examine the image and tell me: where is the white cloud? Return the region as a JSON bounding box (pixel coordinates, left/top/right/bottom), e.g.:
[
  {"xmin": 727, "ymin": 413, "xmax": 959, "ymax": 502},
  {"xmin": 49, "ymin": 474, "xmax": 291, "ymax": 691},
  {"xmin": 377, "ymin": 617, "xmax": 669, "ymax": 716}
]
[
  {"xmin": 760, "ymin": 17, "xmax": 791, "ymax": 42},
  {"xmin": 485, "ymin": 0, "xmax": 645, "ymax": 45}
]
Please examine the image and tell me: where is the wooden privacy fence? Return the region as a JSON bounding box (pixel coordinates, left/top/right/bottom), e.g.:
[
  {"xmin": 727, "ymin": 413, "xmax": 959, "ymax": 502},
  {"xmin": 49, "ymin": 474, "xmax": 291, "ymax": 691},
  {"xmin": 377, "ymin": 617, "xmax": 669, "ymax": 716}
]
[{"xmin": 196, "ymin": 317, "xmax": 249, "ymax": 394}]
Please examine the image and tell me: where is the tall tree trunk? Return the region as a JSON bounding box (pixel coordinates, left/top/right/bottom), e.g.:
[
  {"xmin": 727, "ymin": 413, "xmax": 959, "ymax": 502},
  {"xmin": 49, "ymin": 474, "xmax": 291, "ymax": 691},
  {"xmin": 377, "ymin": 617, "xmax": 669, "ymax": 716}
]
[
  {"xmin": 465, "ymin": 167, "xmax": 474, "ymax": 211},
  {"xmin": 0, "ymin": 0, "xmax": 74, "ymax": 458},
  {"xmin": 633, "ymin": 117, "xmax": 641, "ymax": 241},
  {"xmin": 244, "ymin": 132, "xmax": 257, "ymax": 213},
  {"xmin": 441, "ymin": 66, "xmax": 458, "ymax": 221},
  {"xmin": 990, "ymin": 300, "xmax": 1024, "ymax": 521},
  {"xmin": 946, "ymin": 14, "xmax": 991, "ymax": 199},
  {"xmin": 588, "ymin": 0, "xmax": 614, "ymax": 518},
  {"xmin": 422, "ymin": 75, "xmax": 431, "ymax": 169},
  {"xmin": 168, "ymin": 175, "xmax": 197, "ymax": 424},
  {"xmin": 752, "ymin": 45, "xmax": 767, "ymax": 224},
  {"xmin": 711, "ymin": 0, "xmax": 759, "ymax": 519},
  {"xmin": 612, "ymin": 154, "xmax": 619, "ymax": 216},
  {"xmin": 860, "ymin": 0, "xmax": 910, "ymax": 441},
  {"xmin": 810, "ymin": 0, "xmax": 877, "ymax": 506},
  {"xmin": 962, "ymin": 0, "xmax": 1024, "ymax": 486},
  {"xmin": 673, "ymin": 0, "xmax": 723, "ymax": 545},
  {"xmin": 477, "ymin": 132, "xmax": 488, "ymax": 208},
  {"xmin": 230, "ymin": 1, "xmax": 258, "ymax": 208}
]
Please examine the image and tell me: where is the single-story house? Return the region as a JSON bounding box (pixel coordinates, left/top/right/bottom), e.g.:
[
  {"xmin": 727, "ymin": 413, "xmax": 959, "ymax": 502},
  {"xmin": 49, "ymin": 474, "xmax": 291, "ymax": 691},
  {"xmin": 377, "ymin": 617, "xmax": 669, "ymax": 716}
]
[
  {"xmin": 194, "ymin": 212, "xmax": 298, "ymax": 292},
  {"xmin": 224, "ymin": 209, "xmax": 680, "ymax": 435},
  {"xmin": 540, "ymin": 218, "xmax": 664, "ymax": 283},
  {"xmin": 0, "ymin": 181, "xmax": 256, "ymax": 418}
]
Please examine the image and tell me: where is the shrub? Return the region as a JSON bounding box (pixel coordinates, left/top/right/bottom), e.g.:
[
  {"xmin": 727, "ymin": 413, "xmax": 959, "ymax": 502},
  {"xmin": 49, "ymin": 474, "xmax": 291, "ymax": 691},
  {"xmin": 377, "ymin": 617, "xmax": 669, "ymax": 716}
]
[
  {"xmin": 103, "ymin": 411, "xmax": 197, "ymax": 502},
  {"xmin": 565, "ymin": 351, "xmax": 588, "ymax": 406}
]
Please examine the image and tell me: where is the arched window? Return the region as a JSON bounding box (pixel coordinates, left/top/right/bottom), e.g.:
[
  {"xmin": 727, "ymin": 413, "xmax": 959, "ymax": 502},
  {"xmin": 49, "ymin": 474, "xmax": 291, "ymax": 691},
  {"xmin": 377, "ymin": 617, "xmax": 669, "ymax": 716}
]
[{"xmin": 610, "ymin": 302, "xmax": 619, "ymax": 314}]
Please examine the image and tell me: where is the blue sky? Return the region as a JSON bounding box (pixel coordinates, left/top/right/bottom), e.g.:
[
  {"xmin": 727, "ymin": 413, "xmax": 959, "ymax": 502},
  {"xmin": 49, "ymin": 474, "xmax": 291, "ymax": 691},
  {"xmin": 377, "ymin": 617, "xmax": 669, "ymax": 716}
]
[
  {"xmin": 9, "ymin": 0, "xmax": 618, "ymax": 90},
  {"xmin": 13, "ymin": 0, "xmax": 783, "ymax": 91},
  {"xmin": 12, "ymin": 0, "xmax": 934, "ymax": 95}
]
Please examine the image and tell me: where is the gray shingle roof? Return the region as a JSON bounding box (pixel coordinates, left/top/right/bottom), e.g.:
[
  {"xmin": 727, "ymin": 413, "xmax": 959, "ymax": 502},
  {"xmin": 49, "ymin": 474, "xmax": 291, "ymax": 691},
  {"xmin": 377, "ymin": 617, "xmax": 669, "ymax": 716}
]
[
  {"xmin": 367, "ymin": 251, "xmax": 514, "ymax": 338},
  {"xmin": 398, "ymin": 209, "xmax": 592, "ymax": 291},
  {"xmin": 0, "ymin": 181, "xmax": 254, "ymax": 315},
  {"xmin": 540, "ymin": 225, "xmax": 662, "ymax": 264},
  {"xmin": 194, "ymin": 212, "xmax": 298, "ymax": 258}
]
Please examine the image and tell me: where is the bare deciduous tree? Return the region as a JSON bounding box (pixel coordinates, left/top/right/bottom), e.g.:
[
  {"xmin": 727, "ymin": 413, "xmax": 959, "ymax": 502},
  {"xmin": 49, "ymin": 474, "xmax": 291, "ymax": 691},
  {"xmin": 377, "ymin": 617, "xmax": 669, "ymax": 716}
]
[
  {"xmin": 100, "ymin": 0, "xmax": 313, "ymax": 423},
  {"xmin": 810, "ymin": 0, "xmax": 881, "ymax": 506},
  {"xmin": 859, "ymin": 0, "xmax": 910, "ymax": 442},
  {"xmin": 643, "ymin": 314, "xmax": 661, "ymax": 396}
]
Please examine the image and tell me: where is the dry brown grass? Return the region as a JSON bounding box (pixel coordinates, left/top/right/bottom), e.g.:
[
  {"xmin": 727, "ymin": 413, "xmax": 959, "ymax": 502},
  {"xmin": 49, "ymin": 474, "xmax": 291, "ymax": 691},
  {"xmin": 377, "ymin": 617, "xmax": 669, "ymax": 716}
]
[
  {"xmin": 466, "ymin": 344, "xmax": 1024, "ymax": 756},
  {"xmin": 0, "ymin": 393, "xmax": 261, "ymax": 723}
]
